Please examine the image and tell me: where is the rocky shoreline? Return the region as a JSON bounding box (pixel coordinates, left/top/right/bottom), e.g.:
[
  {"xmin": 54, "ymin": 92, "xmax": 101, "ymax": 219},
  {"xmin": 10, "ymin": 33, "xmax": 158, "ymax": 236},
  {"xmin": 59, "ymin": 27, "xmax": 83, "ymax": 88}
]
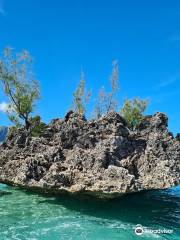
[{"xmin": 0, "ymin": 111, "xmax": 179, "ymax": 198}]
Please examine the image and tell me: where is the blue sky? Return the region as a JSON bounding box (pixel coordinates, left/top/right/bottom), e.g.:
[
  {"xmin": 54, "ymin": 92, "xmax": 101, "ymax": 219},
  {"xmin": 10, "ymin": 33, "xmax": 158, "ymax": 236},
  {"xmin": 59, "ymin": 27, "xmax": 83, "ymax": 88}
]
[{"xmin": 0, "ymin": 0, "xmax": 180, "ymax": 134}]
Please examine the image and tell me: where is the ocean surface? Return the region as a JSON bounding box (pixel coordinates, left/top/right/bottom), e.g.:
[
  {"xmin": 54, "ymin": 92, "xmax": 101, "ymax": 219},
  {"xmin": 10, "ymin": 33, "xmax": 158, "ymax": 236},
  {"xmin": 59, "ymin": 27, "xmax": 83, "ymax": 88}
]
[{"xmin": 0, "ymin": 183, "xmax": 179, "ymax": 240}]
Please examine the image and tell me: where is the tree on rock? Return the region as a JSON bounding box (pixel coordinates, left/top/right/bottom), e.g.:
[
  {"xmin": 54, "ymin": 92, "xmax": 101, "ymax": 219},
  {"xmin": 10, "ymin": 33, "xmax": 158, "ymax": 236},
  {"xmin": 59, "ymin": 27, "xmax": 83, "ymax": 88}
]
[
  {"xmin": 93, "ymin": 60, "xmax": 119, "ymax": 119},
  {"xmin": 73, "ymin": 69, "xmax": 91, "ymax": 115},
  {"xmin": 120, "ymin": 98, "xmax": 148, "ymax": 129},
  {"xmin": 0, "ymin": 47, "xmax": 40, "ymax": 130}
]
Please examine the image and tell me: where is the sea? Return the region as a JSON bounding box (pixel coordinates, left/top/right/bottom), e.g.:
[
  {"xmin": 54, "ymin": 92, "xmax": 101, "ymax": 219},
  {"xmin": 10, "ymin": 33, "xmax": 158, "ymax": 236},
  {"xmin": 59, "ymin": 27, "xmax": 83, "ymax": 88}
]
[{"xmin": 0, "ymin": 183, "xmax": 179, "ymax": 240}]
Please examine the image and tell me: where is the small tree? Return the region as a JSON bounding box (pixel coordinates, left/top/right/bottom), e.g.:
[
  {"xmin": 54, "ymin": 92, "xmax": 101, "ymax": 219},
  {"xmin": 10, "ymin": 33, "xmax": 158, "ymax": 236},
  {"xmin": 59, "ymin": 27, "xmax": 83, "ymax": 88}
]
[
  {"xmin": 93, "ymin": 60, "xmax": 119, "ymax": 119},
  {"xmin": 73, "ymin": 69, "xmax": 91, "ymax": 115},
  {"xmin": 120, "ymin": 98, "xmax": 148, "ymax": 129},
  {"xmin": 93, "ymin": 87, "xmax": 106, "ymax": 119},
  {"xmin": 106, "ymin": 60, "xmax": 119, "ymax": 112},
  {"xmin": 0, "ymin": 47, "xmax": 40, "ymax": 130}
]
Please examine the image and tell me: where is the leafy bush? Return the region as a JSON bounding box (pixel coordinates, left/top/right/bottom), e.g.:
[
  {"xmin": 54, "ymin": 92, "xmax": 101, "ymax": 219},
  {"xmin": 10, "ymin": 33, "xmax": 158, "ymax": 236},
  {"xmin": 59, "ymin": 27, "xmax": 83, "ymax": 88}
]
[
  {"xmin": 7, "ymin": 116, "xmax": 46, "ymax": 138},
  {"xmin": 120, "ymin": 98, "xmax": 148, "ymax": 129},
  {"xmin": 29, "ymin": 116, "xmax": 47, "ymax": 137}
]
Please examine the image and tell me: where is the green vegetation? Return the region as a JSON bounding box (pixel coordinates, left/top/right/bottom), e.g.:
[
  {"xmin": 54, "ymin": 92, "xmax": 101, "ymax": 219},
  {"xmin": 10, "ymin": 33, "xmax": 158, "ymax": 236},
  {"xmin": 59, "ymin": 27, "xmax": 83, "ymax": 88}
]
[
  {"xmin": 92, "ymin": 61, "xmax": 148, "ymax": 127},
  {"xmin": 28, "ymin": 115, "xmax": 47, "ymax": 137},
  {"xmin": 0, "ymin": 47, "xmax": 40, "ymax": 130},
  {"xmin": 73, "ymin": 70, "xmax": 91, "ymax": 115},
  {"xmin": 93, "ymin": 60, "xmax": 119, "ymax": 119},
  {"xmin": 7, "ymin": 115, "xmax": 46, "ymax": 138},
  {"xmin": 0, "ymin": 47, "xmax": 148, "ymax": 133},
  {"xmin": 120, "ymin": 98, "xmax": 148, "ymax": 129},
  {"xmin": 8, "ymin": 125, "xmax": 17, "ymax": 137}
]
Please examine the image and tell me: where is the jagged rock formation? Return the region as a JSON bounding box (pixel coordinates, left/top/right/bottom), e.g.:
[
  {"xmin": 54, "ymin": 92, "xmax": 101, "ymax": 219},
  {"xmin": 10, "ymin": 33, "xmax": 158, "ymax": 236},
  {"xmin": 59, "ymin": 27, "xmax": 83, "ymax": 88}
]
[{"xmin": 0, "ymin": 112, "xmax": 179, "ymax": 198}]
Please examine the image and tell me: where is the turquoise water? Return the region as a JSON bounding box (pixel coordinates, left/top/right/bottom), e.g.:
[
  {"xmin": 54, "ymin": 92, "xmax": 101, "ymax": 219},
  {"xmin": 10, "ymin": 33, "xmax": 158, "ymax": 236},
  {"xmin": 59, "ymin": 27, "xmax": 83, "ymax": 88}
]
[{"xmin": 0, "ymin": 184, "xmax": 179, "ymax": 240}]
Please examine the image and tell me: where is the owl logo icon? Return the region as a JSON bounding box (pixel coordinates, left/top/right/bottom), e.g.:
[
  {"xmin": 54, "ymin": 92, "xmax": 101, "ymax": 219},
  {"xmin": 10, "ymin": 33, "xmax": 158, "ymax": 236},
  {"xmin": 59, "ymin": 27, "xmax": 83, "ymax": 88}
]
[{"xmin": 135, "ymin": 224, "xmax": 144, "ymax": 236}]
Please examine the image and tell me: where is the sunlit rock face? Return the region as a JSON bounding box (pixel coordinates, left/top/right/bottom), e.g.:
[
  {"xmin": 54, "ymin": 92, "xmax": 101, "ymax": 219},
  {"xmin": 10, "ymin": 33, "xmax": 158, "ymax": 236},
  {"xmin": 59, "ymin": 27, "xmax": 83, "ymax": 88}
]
[{"xmin": 0, "ymin": 111, "xmax": 179, "ymax": 198}]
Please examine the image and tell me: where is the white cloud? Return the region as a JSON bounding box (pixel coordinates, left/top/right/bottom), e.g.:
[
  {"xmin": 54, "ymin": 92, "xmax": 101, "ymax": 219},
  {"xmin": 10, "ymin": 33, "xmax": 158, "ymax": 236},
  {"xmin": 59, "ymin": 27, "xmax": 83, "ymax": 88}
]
[
  {"xmin": 157, "ymin": 73, "xmax": 180, "ymax": 88},
  {"xmin": 158, "ymin": 78, "xmax": 177, "ymax": 88},
  {"xmin": 0, "ymin": 102, "xmax": 9, "ymax": 113}
]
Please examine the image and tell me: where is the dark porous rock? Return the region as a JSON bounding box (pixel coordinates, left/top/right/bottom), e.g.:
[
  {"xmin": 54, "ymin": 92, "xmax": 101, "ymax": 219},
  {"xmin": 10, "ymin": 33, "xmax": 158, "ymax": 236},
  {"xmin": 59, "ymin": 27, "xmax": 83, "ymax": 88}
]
[
  {"xmin": 0, "ymin": 111, "xmax": 179, "ymax": 199},
  {"xmin": 176, "ymin": 133, "xmax": 180, "ymax": 141}
]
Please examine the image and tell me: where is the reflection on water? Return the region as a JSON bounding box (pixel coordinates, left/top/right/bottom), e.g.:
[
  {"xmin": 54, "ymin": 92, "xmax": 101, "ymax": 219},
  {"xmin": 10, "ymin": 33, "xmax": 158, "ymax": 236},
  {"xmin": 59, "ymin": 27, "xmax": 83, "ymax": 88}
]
[{"xmin": 0, "ymin": 183, "xmax": 179, "ymax": 240}]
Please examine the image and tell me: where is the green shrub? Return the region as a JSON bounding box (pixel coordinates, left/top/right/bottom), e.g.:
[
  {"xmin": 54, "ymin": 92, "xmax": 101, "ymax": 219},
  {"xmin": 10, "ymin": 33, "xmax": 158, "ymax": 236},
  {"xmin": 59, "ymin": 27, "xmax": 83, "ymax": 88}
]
[
  {"xmin": 120, "ymin": 98, "xmax": 148, "ymax": 129},
  {"xmin": 29, "ymin": 115, "xmax": 47, "ymax": 137},
  {"xmin": 8, "ymin": 125, "xmax": 18, "ymax": 136}
]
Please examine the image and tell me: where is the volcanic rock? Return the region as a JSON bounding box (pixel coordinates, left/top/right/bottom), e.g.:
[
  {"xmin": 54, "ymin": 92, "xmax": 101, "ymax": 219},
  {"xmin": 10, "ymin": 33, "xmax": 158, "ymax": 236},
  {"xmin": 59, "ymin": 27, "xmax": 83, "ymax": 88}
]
[{"xmin": 0, "ymin": 111, "xmax": 179, "ymax": 198}]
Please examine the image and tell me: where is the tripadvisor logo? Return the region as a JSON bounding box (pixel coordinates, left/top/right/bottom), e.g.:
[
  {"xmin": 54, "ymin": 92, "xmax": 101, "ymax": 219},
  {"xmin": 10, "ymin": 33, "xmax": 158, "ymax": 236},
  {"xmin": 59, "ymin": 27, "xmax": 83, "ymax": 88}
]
[
  {"xmin": 134, "ymin": 224, "xmax": 144, "ymax": 236},
  {"xmin": 134, "ymin": 224, "xmax": 173, "ymax": 236}
]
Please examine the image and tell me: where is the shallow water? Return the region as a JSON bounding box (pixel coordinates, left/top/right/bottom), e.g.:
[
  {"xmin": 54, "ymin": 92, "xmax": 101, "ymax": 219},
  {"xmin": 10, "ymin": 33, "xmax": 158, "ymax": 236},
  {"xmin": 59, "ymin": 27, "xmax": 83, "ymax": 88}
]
[{"xmin": 0, "ymin": 184, "xmax": 179, "ymax": 240}]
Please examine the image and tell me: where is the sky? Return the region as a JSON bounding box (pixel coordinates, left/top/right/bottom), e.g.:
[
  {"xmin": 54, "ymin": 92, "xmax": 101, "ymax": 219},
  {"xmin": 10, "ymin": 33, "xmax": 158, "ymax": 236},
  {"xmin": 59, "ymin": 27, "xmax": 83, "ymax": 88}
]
[{"xmin": 0, "ymin": 0, "xmax": 180, "ymax": 134}]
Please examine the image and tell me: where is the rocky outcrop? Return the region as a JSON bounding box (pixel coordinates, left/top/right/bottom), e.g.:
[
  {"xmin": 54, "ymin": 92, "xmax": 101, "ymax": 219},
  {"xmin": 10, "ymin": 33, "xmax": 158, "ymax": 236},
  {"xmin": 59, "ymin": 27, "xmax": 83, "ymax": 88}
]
[{"xmin": 0, "ymin": 111, "xmax": 179, "ymax": 198}]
